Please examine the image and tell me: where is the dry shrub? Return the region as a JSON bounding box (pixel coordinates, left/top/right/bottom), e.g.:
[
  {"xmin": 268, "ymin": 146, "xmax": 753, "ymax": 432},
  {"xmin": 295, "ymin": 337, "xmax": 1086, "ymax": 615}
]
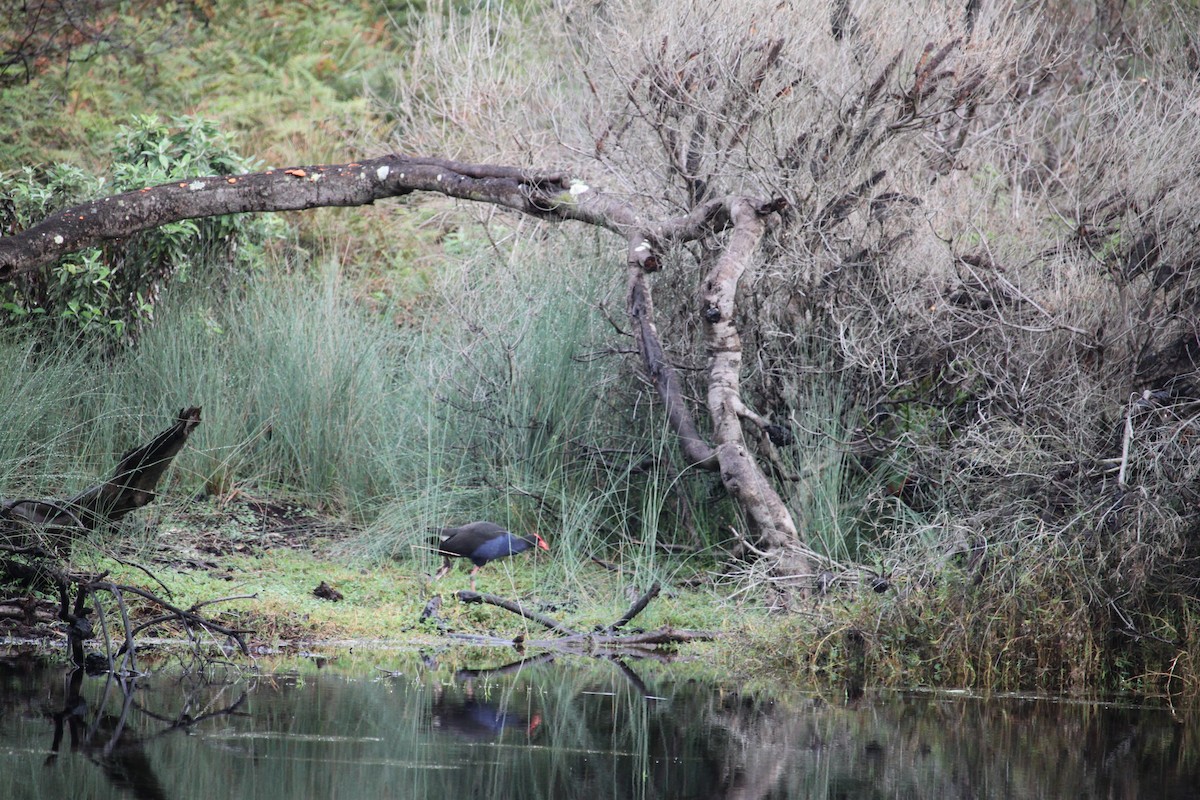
[
  {"xmin": 381, "ymin": 0, "xmax": 1200, "ymax": 680},
  {"xmin": 376, "ymin": 0, "xmax": 569, "ymax": 163}
]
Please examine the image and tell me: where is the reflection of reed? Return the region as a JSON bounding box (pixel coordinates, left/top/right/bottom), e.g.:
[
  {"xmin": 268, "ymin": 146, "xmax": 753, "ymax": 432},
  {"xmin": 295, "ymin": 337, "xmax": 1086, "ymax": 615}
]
[{"xmin": 2, "ymin": 657, "xmax": 1194, "ymax": 799}]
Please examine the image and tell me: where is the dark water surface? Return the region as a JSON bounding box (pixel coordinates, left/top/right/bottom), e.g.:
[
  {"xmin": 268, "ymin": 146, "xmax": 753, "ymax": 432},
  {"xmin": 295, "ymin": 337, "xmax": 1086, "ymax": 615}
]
[{"xmin": 1, "ymin": 649, "xmax": 1197, "ymax": 799}]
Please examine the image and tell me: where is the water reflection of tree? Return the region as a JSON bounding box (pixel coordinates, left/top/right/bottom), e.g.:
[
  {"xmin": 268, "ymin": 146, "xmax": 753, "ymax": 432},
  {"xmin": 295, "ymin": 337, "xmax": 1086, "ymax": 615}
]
[
  {"xmin": 420, "ymin": 653, "xmax": 811, "ymax": 800},
  {"xmin": 33, "ymin": 662, "xmax": 248, "ymax": 800},
  {"xmin": 466, "ymin": 660, "xmax": 1198, "ymax": 800},
  {"xmin": 696, "ymin": 694, "xmax": 807, "ymax": 800},
  {"xmin": 8, "ymin": 655, "xmax": 1195, "ymax": 799}
]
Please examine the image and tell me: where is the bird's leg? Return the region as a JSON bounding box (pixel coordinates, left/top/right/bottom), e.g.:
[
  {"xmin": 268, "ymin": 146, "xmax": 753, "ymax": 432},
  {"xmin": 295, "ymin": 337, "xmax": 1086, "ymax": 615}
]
[
  {"xmin": 469, "ymin": 566, "xmax": 481, "ymax": 592},
  {"xmin": 434, "ymin": 556, "xmax": 452, "ymax": 580}
]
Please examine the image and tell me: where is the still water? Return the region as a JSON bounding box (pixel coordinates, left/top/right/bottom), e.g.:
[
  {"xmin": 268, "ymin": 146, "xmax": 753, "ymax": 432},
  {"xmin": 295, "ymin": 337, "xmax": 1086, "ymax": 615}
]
[{"xmin": 1, "ymin": 649, "xmax": 1197, "ymax": 799}]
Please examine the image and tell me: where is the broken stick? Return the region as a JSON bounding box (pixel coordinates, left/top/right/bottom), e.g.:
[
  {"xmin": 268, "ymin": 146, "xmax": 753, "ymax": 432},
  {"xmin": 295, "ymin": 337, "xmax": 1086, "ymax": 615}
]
[{"xmin": 455, "ymin": 590, "xmax": 579, "ymax": 636}]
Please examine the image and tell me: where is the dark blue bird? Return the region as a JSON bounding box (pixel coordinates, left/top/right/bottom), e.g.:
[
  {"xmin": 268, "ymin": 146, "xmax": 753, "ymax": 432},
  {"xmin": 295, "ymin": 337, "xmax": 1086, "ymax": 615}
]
[{"xmin": 433, "ymin": 521, "xmax": 549, "ymax": 590}]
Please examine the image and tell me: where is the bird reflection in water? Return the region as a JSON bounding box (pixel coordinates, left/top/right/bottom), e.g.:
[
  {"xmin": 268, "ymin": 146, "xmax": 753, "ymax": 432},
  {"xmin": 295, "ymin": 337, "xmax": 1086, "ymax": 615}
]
[
  {"xmin": 431, "ymin": 696, "xmax": 542, "ymax": 741},
  {"xmin": 429, "ymin": 654, "xmax": 551, "ymax": 741}
]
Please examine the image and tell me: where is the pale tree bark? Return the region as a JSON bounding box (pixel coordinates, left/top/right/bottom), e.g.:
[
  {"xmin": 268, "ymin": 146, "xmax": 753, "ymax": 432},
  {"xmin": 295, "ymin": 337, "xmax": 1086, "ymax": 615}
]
[
  {"xmin": 702, "ymin": 198, "xmax": 812, "ymax": 580},
  {"xmin": 0, "ymin": 156, "xmax": 814, "ymax": 585}
]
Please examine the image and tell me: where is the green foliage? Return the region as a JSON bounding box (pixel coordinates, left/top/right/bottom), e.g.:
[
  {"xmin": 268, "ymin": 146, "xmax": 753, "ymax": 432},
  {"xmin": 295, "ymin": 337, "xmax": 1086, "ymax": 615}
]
[
  {"xmin": 0, "ymin": 163, "xmax": 100, "ymax": 324},
  {"xmin": 110, "ymin": 115, "xmax": 250, "ymax": 183},
  {"xmin": 0, "ymin": 0, "xmax": 402, "ymax": 168},
  {"xmin": 87, "ymin": 268, "xmax": 392, "ymax": 507},
  {"xmin": 0, "ymin": 0, "xmax": 418, "ymax": 308},
  {"xmin": 1, "ymin": 114, "xmax": 282, "ymax": 341},
  {"xmin": 0, "ymin": 333, "xmax": 102, "ymax": 493}
]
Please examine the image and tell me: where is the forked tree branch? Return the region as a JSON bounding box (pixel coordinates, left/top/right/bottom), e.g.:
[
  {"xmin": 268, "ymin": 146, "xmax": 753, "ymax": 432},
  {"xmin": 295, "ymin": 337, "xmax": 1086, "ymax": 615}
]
[{"xmin": 454, "ymin": 584, "xmax": 717, "ymax": 653}]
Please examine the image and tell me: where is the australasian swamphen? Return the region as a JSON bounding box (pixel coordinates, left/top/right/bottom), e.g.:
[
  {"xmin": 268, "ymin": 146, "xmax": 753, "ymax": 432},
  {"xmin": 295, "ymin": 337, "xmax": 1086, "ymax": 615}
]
[{"xmin": 433, "ymin": 521, "xmax": 549, "ymax": 589}]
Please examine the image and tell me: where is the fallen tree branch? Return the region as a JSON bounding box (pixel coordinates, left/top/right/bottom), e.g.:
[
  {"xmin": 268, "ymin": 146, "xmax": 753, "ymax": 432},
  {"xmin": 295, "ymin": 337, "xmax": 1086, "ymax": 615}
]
[
  {"xmin": 0, "ymin": 408, "xmax": 251, "ymax": 669},
  {"xmin": 1, "ymin": 407, "xmax": 203, "ymax": 545},
  {"xmin": 0, "ymin": 598, "xmax": 56, "ymax": 623},
  {"xmin": 605, "ymin": 582, "xmax": 661, "ymax": 633},
  {"xmin": 575, "ymin": 627, "xmax": 719, "ymax": 647},
  {"xmin": 452, "ymin": 582, "xmax": 717, "ymax": 654},
  {"xmin": 520, "ymin": 627, "xmax": 720, "ymax": 654},
  {"xmin": 124, "ymin": 594, "xmax": 258, "ymax": 648},
  {"xmin": 455, "ymin": 590, "xmax": 580, "ymax": 636},
  {"xmin": 91, "ymin": 580, "xmax": 251, "ymax": 657}
]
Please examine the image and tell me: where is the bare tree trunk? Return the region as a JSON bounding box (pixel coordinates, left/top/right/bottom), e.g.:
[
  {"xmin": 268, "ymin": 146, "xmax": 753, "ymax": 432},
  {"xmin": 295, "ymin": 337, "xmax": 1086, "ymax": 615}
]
[
  {"xmin": 702, "ymin": 199, "xmax": 811, "ymax": 579},
  {"xmin": 626, "ymin": 253, "xmax": 718, "ymax": 469},
  {"xmin": 0, "ymin": 157, "xmax": 813, "ymax": 584}
]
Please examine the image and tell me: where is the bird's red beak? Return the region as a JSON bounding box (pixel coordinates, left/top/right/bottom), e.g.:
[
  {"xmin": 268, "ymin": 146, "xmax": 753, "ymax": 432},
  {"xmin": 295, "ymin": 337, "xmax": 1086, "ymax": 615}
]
[{"xmin": 536, "ymin": 534, "xmax": 550, "ymax": 551}]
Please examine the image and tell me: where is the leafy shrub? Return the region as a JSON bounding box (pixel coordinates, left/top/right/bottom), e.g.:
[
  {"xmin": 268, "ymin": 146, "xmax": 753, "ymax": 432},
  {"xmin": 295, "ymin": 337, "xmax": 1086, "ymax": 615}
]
[{"xmin": 0, "ymin": 114, "xmax": 283, "ymax": 340}]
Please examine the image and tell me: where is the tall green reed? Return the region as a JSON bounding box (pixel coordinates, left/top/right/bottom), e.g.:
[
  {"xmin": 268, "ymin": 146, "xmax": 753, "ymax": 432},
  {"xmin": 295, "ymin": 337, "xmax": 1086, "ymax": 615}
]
[
  {"xmin": 0, "ymin": 334, "xmax": 103, "ymax": 493},
  {"xmin": 89, "ymin": 267, "xmax": 398, "ymax": 509},
  {"xmin": 3, "ymin": 225, "xmax": 872, "ymax": 600}
]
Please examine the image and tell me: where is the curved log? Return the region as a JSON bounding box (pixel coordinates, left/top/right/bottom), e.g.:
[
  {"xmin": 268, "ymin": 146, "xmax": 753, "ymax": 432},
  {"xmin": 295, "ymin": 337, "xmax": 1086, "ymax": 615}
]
[
  {"xmin": 0, "ymin": 407, "xmax": 249, "ymax": 669},
  {"xmin": 2, "ymin": 407, "xmax": 202, "ymax": 543}
]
